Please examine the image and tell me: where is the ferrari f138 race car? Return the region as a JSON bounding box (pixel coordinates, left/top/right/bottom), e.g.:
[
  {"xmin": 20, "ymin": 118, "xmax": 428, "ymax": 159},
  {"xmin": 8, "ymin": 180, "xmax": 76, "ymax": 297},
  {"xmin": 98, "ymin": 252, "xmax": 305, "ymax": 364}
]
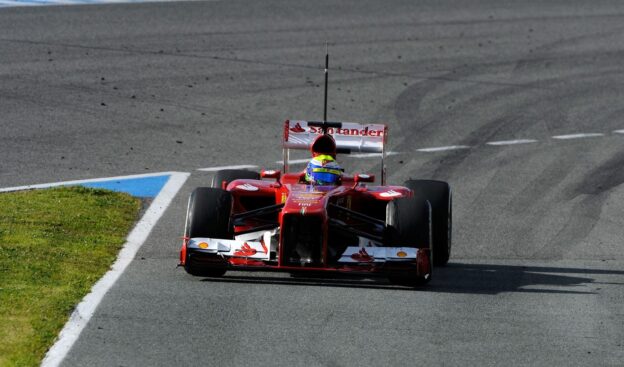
[{"xmin": 179, "ymin": 120, "xmax": 451, "ymax": 286}]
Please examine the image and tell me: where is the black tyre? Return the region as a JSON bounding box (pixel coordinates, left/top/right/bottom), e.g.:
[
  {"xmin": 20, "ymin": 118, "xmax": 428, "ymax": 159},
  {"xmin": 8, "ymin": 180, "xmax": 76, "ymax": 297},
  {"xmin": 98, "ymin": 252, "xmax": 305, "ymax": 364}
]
[
  {"xmin": 211, "ymin": 169, "xmax": 260, "ymax": 188},
  {"xmin": 184, "ymin": 187, "xmax": 233, "ymax": 277},
  {"xmin": 385, "ymin": 196, "xmax": 431, "ymax": 249},
  {"xmin": 404, "ymin": 180, "xmax": 452, "ymax": 266},
  {"xmin": 385, "ymin": 196, "xmax": 432, "ymax": 286}
]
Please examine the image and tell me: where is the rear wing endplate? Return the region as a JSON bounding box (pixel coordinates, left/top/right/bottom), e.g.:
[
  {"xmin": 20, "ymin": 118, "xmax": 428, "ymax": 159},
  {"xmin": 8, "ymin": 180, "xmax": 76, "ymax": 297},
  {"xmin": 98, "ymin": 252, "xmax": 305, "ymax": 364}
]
[{"xmin": 282, "ymin": 120, "xmax": 388, "ymax": 184}]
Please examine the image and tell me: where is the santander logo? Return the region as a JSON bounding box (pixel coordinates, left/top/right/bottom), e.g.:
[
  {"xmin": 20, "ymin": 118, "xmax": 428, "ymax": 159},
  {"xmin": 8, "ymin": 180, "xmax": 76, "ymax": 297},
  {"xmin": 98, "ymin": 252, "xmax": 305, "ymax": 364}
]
[
  {"xmin": 289, "ymin": 121, "xmax": 384, "ymax": 137},
  {"xmin": 290, "ymin": 122, "xmax": 305, "ymax": 133}
]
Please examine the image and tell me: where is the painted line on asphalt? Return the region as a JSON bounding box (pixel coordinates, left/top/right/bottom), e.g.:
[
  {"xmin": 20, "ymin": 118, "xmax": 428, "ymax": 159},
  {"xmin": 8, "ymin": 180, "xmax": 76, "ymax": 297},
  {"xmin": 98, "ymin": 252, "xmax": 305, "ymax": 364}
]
[
  {"xmin": 271, "ymin": 143, "xmax": 484, "ymax": 163},
  {"xmin": 273, "ymin": 152, "xmax": 401, "ymax": 165},
  {"xmin": 275, "ymin": 158, "xmax": 310, "ymax": 165},
  {"xmin": 0, "ymin": 0, "xmax": 220, "ymax": 8},
  {"xmin": 202, "ymin": 129, "xmax": 622, "ymax": 171},
  {"xmin": 486, "ymin": 139, "xmax": 538, "ymax": 146},
  {"xmin": 0, "ymin": 171, "xmax": 179, "ymax": 193},
  {"xmin": 416, "ymin": 145, "xmax": 471, "ymax": 153},
  {"xmin": 39, "ymin": 172, "xmax": 190, "ymax": 367},
  {"xmin": 197, "ymin": 164, "xmax": 258, "ymax": 172},
  {"xmin": 551, "ymin": 133, "xmax": 604, "ymax": 140},
  {"xmin": 79, "ymin": 175, "xmax": 170, "ymax": 197},
  {"xmin": 349, "ymin": 151, "xmax": 401, "ymax": 158}
]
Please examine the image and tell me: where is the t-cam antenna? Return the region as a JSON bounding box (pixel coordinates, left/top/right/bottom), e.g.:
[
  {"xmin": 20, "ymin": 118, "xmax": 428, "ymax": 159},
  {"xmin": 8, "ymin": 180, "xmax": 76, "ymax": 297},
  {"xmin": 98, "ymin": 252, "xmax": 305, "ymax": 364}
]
[
  {"xmin": 310, "ymin": 44, "xmax": 342, "ymax": 136},
  {"xmin": 323, "ymin": 42, "xmax": 329, "ymax": 124}
]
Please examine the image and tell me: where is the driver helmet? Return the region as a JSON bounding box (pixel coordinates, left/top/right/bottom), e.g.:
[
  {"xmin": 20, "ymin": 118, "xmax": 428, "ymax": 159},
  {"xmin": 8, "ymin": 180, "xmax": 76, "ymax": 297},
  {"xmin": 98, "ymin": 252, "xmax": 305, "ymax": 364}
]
[{"xmin": 305, "ymin": 154, "xmax": 343, "ymax": 185}]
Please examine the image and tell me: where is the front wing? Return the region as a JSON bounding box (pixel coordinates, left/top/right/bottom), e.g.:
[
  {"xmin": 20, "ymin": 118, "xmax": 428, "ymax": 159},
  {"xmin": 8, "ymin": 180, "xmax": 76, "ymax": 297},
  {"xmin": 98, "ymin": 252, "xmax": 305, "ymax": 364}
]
[{"xmin": 184, "ymin": 231, "xmax": 430, "ymax": 277}]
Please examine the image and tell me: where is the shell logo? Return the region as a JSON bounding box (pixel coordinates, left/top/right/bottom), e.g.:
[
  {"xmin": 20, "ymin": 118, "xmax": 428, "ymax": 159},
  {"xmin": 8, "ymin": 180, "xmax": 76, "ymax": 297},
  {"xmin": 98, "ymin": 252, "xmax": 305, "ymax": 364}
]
[
  {"xmin": 396, "ymin": 251, "xmax": 407, "ymax": 258},
  {"xmin": 198, "ymin": 242, "xmax": 209, "ymax": 249}
]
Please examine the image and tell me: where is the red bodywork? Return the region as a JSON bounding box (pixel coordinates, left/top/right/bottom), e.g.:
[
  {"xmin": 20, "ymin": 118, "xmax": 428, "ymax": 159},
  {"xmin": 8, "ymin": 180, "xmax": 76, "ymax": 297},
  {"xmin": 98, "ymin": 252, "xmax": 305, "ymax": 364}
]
[
  {"xmin": 180, "ymin": 172, "xmax": 431, "ymax": 278},
  {"xmin": 181, "ymin": 120, "xmax": 432, "ymax": 280}
]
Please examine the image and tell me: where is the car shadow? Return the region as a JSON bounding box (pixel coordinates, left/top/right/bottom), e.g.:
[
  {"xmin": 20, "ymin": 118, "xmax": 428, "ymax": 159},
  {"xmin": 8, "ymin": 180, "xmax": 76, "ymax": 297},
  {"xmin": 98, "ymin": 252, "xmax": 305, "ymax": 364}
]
[
  {"xmin": 200, "ymin": 272, "xmax": 416, "ymax": 292},
  {"xmin": 197, "ymin": 262, "xmax": 623, "ymax": 294},
  {"xmin": 431, "ymin": 262, "xmax": 623, "ymax": 295}
]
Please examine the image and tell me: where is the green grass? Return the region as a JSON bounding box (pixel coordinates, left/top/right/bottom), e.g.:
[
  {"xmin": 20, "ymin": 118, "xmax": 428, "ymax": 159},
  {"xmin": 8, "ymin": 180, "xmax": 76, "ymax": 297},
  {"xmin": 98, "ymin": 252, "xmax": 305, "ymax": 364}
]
[{"xmin": 0, "ymin": 186, "xmax": 141, "ymax": 367}]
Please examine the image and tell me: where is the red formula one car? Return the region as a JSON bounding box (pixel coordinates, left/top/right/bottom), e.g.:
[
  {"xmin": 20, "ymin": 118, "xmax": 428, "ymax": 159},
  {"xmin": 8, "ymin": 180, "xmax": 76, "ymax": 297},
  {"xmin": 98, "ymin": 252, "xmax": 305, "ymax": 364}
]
[{"xmin": 179, "ymin": 120, "xmax": 451, "ymax": 286}]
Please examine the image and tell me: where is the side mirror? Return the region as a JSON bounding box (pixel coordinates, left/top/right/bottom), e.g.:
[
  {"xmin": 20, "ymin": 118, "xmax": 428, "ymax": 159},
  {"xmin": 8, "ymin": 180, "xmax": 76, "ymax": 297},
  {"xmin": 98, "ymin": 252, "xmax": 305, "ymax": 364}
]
[
  {"xmin": 261, "ymin": 169, "xmax": 281, "ymax": 179},
  {"xmin": 354, "ymin": 173, "xmax": 375, "ymax": 183}
]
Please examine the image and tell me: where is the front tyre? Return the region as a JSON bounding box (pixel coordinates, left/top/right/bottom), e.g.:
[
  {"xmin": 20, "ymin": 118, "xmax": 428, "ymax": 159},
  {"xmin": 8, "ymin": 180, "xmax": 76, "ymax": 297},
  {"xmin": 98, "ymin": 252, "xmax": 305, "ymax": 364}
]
[
  {"xmin": 184, "ymin": 187, "xmax": 233, "ymax": 277},
  {"xmin": 211, "ymin": 169, "xmax": 260, "ymax": 188},
  {"xmin": 385, "ymin": 196, "xmax": 432, "ymax": 286},
  {"xmin": 404, "ymin": 180, "xmax": 452, "ymax": 266}
]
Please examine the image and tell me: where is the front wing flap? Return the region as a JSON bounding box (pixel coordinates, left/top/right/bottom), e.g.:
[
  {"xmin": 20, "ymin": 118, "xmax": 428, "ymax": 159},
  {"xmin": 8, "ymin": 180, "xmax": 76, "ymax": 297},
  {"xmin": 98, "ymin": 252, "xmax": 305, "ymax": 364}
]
[
  {"xmin": 337, "ymin": 246, "xmax": 419, "ymax": 264},
  {"xmin": 187, "ymin": 230, "xmax": 274, "ymax": 260}
]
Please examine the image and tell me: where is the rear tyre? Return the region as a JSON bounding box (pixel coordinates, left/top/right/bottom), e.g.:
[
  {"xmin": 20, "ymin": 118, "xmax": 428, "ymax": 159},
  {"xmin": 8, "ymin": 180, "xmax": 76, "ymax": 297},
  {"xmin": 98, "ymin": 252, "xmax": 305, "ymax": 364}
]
[
  {"xmin": 211, "ymin": 169, "xmax": 260, "ymax": 188},
  {"xmin": 404, "ymin": 180, "xmax": 452, "ymax": 266},
  {"xmin": 184, "ymin": 187, "xmax": 232, "ymax": 277},
  {"xmin": 385, "ymin": 196, "xmax": 432, "ymax": 286}
]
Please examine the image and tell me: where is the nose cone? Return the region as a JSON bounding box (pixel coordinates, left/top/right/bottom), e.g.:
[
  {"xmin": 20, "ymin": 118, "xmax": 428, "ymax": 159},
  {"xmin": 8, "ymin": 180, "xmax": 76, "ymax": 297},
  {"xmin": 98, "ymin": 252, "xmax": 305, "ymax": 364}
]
[{"xmin": 283, "ymin": 186, "xmax": 328, "ymax": 216}]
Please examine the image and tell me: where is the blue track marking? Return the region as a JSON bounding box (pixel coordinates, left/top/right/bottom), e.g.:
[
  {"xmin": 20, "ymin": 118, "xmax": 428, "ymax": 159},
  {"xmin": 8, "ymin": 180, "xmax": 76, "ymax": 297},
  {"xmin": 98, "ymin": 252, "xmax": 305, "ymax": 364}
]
[{"xmin": 79, "ymin": 174, "xmax": 170, "ymax": 198}]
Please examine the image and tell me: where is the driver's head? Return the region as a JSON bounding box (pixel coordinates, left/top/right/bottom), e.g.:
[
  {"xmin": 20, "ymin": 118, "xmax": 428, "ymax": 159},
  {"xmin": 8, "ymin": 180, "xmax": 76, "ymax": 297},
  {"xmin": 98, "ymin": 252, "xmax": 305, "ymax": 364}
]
[
  {"xmin": 310, "ymin": 134, "xmax": 337, "ymax": 158},
  {"xmin": 305, "ymin": 155, "xmax": 342, "ymax": 185}
]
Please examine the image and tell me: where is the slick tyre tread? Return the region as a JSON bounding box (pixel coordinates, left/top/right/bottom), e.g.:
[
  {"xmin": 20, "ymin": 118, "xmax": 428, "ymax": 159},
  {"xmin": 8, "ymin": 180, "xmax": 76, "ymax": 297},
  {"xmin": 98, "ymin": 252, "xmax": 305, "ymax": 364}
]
[
  {"xmin": 385, "ymin": 196, "xmax": 432, "ymax": 286},
  {"xmin": 385, "ymin": 197, "xmax": 431, "ymax": 249},
  {"xmin": 185, "ymin": 187, "xmax": 233, "ymax": 238},
  {"xmin": 184, "ymin": 187, "xmax": 232, "ymax": 277},
  {"xmin": 404, "ymin": 179, "xmax": 452, "ymax": 266}
]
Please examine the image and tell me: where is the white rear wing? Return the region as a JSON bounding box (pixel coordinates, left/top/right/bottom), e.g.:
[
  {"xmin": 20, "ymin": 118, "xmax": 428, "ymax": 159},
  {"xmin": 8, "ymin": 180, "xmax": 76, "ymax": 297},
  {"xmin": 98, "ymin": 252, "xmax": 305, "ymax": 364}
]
[
  {"xmin": 282, "ymin": 120, "xmax": 389, "ymax": 184},
  {"xmin": 283, "ymin": 120, "xmax": 387, "ymax": 153}
]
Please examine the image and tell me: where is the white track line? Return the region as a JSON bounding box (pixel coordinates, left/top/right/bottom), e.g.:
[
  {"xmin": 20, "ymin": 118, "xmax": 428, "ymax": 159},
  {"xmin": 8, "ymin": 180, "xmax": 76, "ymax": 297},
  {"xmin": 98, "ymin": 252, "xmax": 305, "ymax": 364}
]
[
  {"xmin": 0, "ymin": 171, "xmax": 181, "ymax": 193},
  {"xmin": 349, "ymin": 151, "xmax": 401, "ymax": 158},
  {"xmin": 274, "ymin": 152, "xmax": 401, "ymax": 165},
  {"xmin": 416, "ymin": 145, "xmax": 470, "ymax": 153},
  {"xmin": 40, "ymin": 172, "xmax": 190, "ymax": 367},
  {"xmin": 275, "ymin": 158, "xmax": 309, "ymax": 164},
  {"xmin": 204, "ymin": 130, "xmax": 616, "ymax": 169},
  {"xmin": 486, "ymin": 139, "xmax": 538, "ymax": 146},
  {"xmin": 197, "ymin": 165, "xmax": 258, "ymax": 172},
  {"xmin": 552, "ymin": 133, "xmax": 604, "ymax": 140},
  {"xmin": 0, "ymin": 0, "xmax": 220, "ymax": 8}
]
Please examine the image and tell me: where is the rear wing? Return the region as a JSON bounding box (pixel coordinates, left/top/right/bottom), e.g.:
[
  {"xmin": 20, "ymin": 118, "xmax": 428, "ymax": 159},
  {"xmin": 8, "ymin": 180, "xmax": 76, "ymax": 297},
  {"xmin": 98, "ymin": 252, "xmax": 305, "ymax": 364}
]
[{"xmin": 282, "ymin": 120, "xmax": 388, "ymax": 184}]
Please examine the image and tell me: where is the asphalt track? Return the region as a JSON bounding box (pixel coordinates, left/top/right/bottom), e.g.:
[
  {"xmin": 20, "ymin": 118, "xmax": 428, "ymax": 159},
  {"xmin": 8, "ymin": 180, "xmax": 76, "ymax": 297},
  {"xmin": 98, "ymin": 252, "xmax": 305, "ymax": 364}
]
[{"xmin": 1, "ymin": 0, "xmax": 624, "ymax": 365}]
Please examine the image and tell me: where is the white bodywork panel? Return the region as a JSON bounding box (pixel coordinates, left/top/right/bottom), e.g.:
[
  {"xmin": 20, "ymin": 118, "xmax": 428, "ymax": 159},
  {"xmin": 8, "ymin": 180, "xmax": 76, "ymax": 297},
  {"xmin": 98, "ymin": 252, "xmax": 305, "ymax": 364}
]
[
  {"xmin": 337, "ymin": 246, "xmax": 418, "ymax": 263},
  {"xmin": 188, "ymin": 230, "xmax": 277, "ymax": 260},
  {"xmin": 189, "ymin": 229, "xmax": 418, "ymax": 264}
]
